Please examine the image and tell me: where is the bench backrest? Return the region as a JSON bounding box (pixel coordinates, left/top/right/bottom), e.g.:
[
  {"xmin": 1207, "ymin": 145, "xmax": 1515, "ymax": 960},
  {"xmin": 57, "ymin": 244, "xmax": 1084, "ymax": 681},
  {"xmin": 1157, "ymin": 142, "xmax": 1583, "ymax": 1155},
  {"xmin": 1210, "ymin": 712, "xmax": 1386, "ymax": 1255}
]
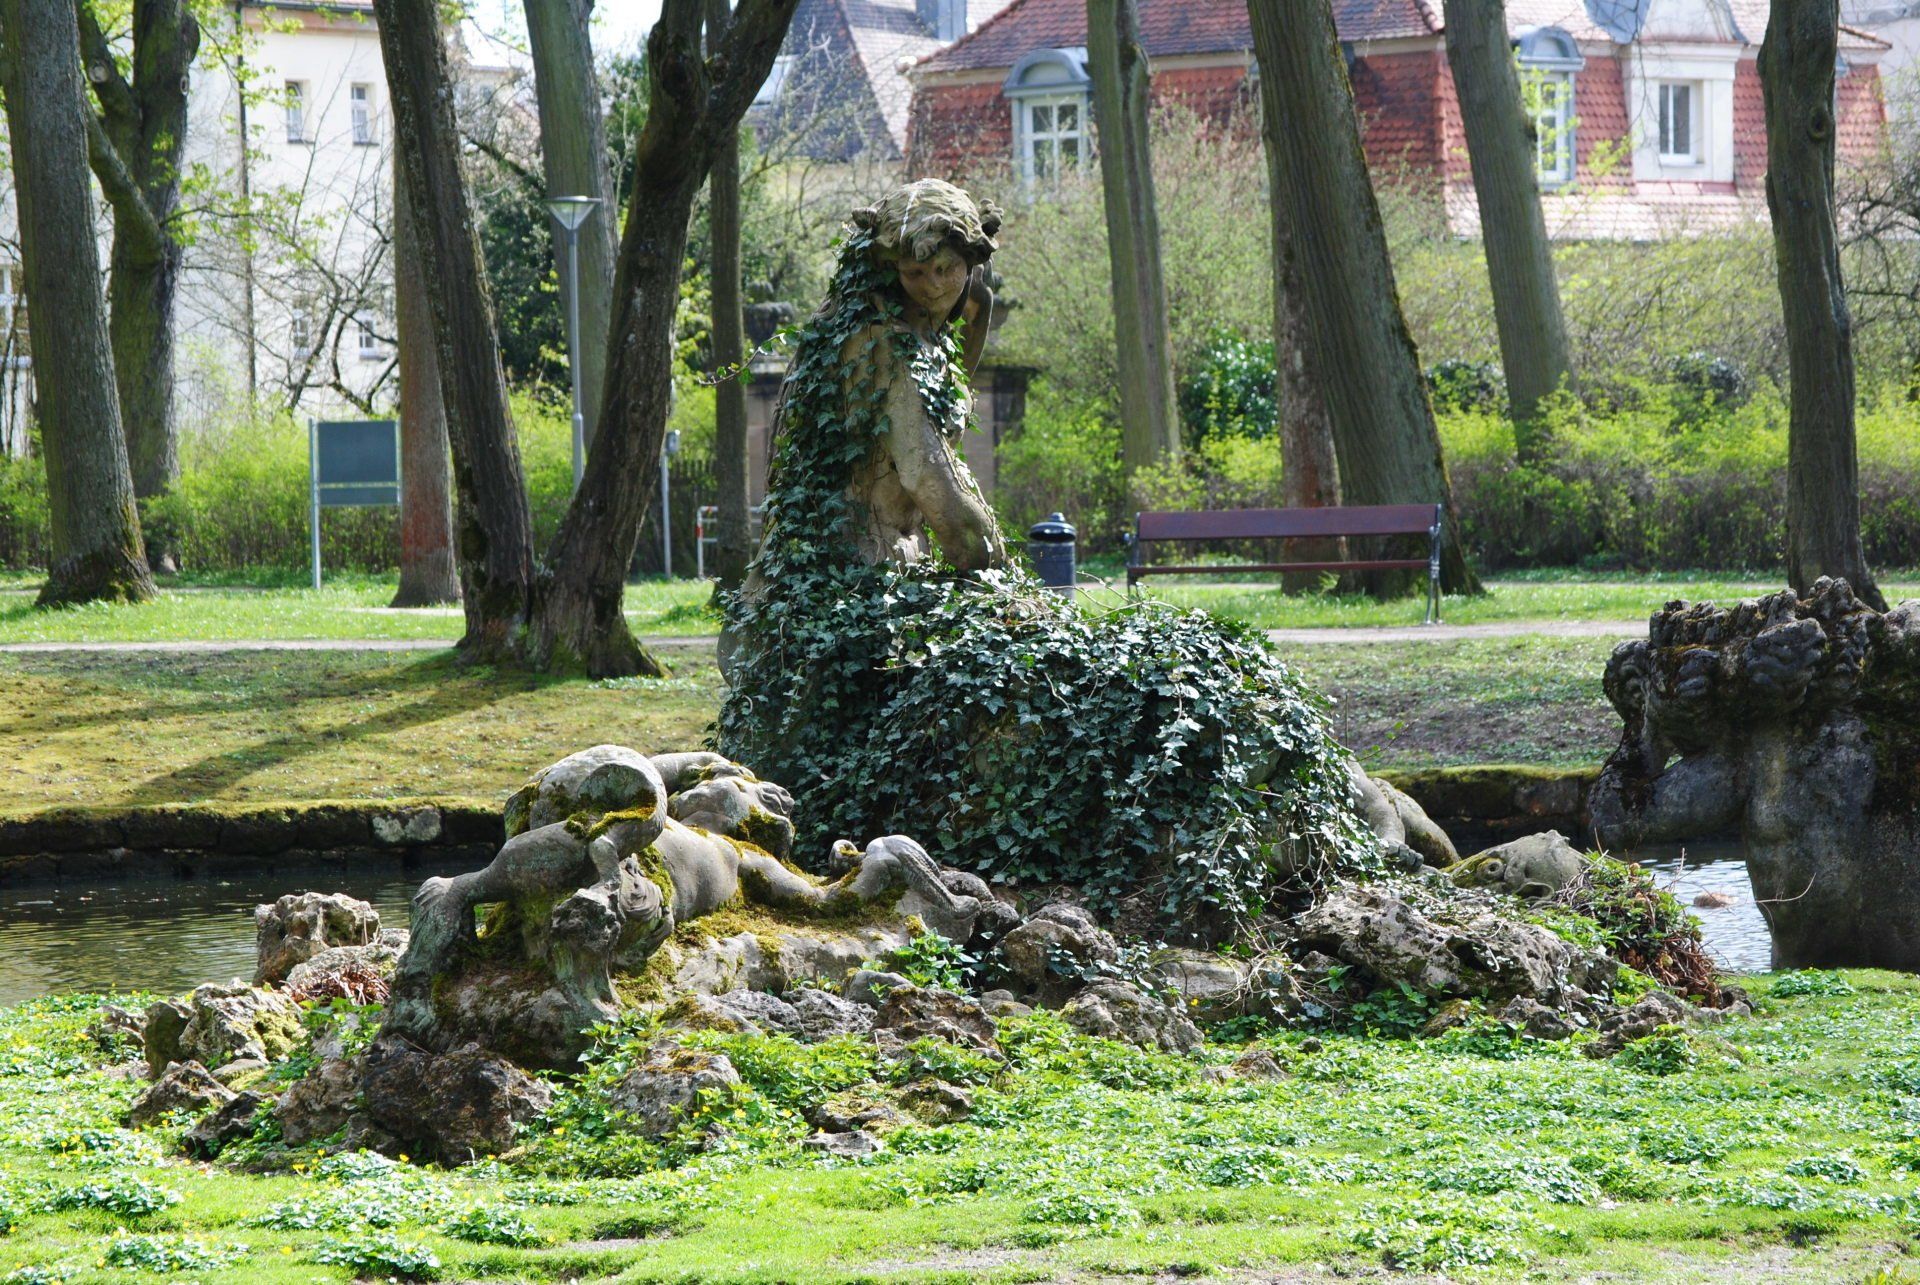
[{"xmin": 1134, "ymin": 503, "xmax": 1440, "ymax": 543}]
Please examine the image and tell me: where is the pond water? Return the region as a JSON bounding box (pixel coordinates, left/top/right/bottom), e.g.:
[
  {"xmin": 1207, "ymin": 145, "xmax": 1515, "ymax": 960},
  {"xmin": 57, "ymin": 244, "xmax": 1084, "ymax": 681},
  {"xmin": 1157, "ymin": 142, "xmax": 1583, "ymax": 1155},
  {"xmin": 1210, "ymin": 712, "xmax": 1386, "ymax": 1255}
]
[
  {"xmin": 0, "ymin": 862, "xmax": 473, "ymax": 1009},
  {"xmin": 0, "ymin": 845, "xmax": 1776, "ymax": 1008},
  {"xmin": 1629, "ymin": 839, "xmax": 1773, "ymax": 974}
]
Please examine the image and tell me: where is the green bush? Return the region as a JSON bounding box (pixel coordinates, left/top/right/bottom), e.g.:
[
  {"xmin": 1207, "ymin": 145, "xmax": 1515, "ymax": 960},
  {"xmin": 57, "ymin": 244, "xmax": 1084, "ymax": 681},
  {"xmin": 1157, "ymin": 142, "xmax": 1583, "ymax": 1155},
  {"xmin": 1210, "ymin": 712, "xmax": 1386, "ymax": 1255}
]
[{"xmin": 992, "ymin": 388, "xmax": 1128, "ymax": 552}]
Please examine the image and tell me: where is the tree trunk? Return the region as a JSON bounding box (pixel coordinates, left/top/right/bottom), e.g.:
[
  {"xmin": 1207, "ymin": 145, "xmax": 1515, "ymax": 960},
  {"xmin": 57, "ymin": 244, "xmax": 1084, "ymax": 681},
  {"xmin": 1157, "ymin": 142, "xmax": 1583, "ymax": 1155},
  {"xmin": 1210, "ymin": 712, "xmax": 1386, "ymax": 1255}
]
[
  {"xmin": 1262, "ymin": 89, "xmax": 1343, "ymax": 592},
  {"xmin": 1087, "ymin": 0, "xmax": 1180, "ymax": 472},
  {"xmin": 1, "ymin": 0, "xmax": 155, "ymax": 605},
  {"xmin": 523, "ymin": 0, "xmax": 616, "ymax": 437},
  {"xmin": 1441, "ymin": 0, "xmax": 1572, "ymax": 448},
  {"xmin": 707, "ymin": 0, "xmax": 752, "ymax": 591},
  {"xmin": 1762, "ymin": 0, "xmax": 1885, "ymax": 609},
  {"xmin": 390, "ymin": 149, "xmax": 460, "ymax": 608},
  {"xmin": 375, "ymin": 0, "xmax": 537, "ymax": 654},
  {"xmin": 1247, "ymin": 0, "xmax": 1480, "ymax": 596},
  {"xmin": 526, "ymin": 0, "xmax": 796, "ymax": 676}
]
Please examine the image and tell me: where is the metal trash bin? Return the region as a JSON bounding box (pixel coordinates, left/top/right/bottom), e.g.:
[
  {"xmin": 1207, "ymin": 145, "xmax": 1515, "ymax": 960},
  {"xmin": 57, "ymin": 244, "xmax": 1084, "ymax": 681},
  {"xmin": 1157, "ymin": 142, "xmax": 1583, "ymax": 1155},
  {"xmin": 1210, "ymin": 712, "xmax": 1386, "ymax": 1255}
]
[{"xmin": 1028, "ymin": 512, "xmax": 1076, "ymax": 596}]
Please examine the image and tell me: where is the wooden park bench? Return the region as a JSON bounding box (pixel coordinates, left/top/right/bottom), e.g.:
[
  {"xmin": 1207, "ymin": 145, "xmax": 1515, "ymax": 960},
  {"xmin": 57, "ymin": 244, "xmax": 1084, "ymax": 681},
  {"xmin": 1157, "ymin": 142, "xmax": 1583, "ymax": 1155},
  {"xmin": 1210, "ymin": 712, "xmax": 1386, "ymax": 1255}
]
[{"xmin": 1125, "ymin": 503, "xmax": 1446, "ymax": 624}]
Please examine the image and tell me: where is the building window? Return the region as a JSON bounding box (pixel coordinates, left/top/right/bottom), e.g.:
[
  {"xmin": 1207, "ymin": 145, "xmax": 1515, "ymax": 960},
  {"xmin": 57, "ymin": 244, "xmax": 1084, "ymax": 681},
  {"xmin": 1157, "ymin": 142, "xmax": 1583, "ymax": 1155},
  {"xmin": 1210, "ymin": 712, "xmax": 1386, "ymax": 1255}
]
[
  {"xmin": 1019, "ymin": 95, "xmax": 1085, "ymax": 184},
  {"xmin": 290, "ymin": 310, "xmax": 314, "ymax": 357},
  {"xmin": 357, "ymin": 315, "xmax": 381, "ymax": 360},
  {"xmin": 1515, "ymin": 27, "xmax": 1583, "ymax": 188},
  {"xmin": 1529, "ymin": 74, "xmax": 1575, "ymax": 186},
  {"xmin": 285, "ymin": 81, "xmax": 307, "ymax": 143},
  {"xmin": 1003, "ymin": 47, "xmax": 1091, "ymax": 192},
  {"xmin": 350, "ymin": 83, "xmax": 373, "ymax": 144},
  {"xmin": 1657, "ymin": 81, "xmax": 1697, "ymax": 163}
]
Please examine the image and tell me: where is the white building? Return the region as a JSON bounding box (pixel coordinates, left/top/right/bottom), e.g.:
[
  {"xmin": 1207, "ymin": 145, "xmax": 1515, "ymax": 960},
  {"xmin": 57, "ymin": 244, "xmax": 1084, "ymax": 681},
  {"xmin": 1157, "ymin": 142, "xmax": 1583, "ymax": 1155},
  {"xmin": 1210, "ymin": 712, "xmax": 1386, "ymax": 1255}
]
[{"xmin": 0, "ymin": 1, "xmax": 521, "ymax": 453}]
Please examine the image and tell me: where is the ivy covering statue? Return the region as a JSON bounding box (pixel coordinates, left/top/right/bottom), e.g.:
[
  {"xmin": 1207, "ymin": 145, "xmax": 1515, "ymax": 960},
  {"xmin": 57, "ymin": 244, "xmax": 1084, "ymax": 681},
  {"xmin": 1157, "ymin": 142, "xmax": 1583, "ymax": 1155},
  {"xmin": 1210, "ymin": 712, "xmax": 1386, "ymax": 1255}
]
[{"xmin": 718, "ymin": 179, "xmax": 1401, "ymax": 933}]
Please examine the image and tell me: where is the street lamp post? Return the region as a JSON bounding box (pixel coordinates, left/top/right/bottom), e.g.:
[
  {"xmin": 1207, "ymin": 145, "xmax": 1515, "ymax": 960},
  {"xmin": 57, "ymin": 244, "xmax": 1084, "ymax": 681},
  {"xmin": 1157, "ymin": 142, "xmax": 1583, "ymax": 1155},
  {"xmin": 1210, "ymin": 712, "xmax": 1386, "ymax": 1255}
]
[{"xmin": 544, "ymin": 194, "xmax": 601, "ymax": 491}]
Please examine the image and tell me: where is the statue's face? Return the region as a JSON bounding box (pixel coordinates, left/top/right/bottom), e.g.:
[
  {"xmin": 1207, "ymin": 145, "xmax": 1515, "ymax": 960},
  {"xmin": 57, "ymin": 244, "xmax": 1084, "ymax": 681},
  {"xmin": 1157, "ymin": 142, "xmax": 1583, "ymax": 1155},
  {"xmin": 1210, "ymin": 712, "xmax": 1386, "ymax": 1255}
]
[{"xmin": 895, "ymin": 246, "xmax": 968, "ymax": 319}]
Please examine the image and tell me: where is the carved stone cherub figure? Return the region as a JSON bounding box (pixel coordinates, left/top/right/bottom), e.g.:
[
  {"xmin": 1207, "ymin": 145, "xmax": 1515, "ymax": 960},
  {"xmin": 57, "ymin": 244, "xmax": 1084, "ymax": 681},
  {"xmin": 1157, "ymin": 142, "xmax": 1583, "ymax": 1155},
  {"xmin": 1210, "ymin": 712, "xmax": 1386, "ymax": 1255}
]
[
  {"xmin": 381, "ymin": 745, "xmax": 986, "ymax": 1069},
  {"xmin": 1588, "ymin": 578, "xmax": 1920, "ymax": 969}
]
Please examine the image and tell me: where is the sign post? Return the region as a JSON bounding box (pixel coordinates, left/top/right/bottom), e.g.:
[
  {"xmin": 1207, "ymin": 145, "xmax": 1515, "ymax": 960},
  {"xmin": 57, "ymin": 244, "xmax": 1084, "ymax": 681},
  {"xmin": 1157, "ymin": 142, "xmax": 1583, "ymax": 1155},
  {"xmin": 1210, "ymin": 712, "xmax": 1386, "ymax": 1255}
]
[{"xmin": 309, "ymin": 419, "xmax": 401, "ymax": 590}]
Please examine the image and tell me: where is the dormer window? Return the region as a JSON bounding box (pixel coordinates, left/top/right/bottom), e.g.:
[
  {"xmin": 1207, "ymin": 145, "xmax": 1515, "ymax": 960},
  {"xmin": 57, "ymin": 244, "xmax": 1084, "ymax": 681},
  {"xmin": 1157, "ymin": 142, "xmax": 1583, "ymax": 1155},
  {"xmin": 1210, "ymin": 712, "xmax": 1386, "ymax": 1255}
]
[
  {"xmin": 1515, "ymin": 27, "xmax": 1583, "ymax": 188},
  {"xmin": 1004, "ymin": 48, "xmax": 1091, "ymax": 191},
  {"xmin": 1657, "ymin": 81, "xmax": 1699, "ymax": 163}
]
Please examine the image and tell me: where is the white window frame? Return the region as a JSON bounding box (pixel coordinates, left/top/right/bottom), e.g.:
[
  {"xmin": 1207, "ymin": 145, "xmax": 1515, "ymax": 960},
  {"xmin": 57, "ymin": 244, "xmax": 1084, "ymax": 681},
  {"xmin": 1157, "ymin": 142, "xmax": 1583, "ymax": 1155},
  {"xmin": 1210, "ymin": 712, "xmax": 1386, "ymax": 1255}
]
[
  {"xmin": 1530, "ymin": 73, "xmax": 1576, "ymax": 186},
  {"xmin": 350, "ymin": 83, "xmax": 374, "ymax": 145},
  {"xmin": 356, "ymin": 314, "xmax": 381, "ymax": 361},
  {"xmin": 1016, "ymin": 93, "xmax": 1087, "ymax": 188},
  {"xmin": 285, "ymin": 81, "xmax": 308, "ymax": 144},
  {"xmin": 1657, "ymin": 80, "xmax": 1699, "ymax": 164},
  {"xmin": 290, "ymin": 309, "xmax": 314, "ymax": 358}
]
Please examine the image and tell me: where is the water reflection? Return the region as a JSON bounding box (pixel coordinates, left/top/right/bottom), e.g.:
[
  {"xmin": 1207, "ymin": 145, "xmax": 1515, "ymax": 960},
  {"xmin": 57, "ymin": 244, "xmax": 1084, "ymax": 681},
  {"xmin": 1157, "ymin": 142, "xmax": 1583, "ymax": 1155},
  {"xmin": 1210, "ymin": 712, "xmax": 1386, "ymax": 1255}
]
[
  {"xmin": 1628, "ymin": 838, "xmax": 1773, "ymax": 974},
  {"xmin": 0, "ymin": 862, "xmax": 472, "ymax": 1008}
]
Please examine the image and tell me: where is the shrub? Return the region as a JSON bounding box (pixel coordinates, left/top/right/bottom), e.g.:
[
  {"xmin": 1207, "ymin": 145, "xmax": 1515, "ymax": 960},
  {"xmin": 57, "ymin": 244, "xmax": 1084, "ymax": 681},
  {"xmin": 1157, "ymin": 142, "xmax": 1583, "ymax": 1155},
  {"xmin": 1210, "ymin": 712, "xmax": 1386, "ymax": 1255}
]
[
  {"xmin": 1178, "ymin": 330, "xmax": 1277, "ymax": 443},
  {"xmin": 992, "ymin": 389, "xmax": 1128, "ymax": 553},
  {"xmin": 311, "ymin": 1231, "xmax": 440, "ymax": 1280}
]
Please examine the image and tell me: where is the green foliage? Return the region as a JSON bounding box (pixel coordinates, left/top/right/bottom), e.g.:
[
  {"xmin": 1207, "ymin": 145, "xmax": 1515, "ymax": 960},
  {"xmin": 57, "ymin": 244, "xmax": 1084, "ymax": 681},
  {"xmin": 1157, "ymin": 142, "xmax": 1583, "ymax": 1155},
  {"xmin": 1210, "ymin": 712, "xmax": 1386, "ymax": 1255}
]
[
  {"xmin": 311, "ymin": 1230, "xmax": 441, "ymax": 1280},
  {"xmin": 101, "ymin": 1231, "xmax": 242, "ymax": 1273},
  {"xmin": 1177, "ymin": 330, "xmax": 1277, "ymax": 444},
  {"xmin": 1426, "ymin": 359, "xmax": 1506, "ymax": 414},
  {"xmin": 717, "ymin": 220, "xmax": 1376, "ymax": 930},
  {"xmin": 1348, "ymin": 1193, "xmax": 1533, "ymax": 1272},
  {"xmin": 1771, "ymin": 970, "xmax": 1857, "ymax": 998},
  {"xmin": 885, "ymin": 1038, "xmax": 1000, "ymax": 1087},
  {"xmin": 1550, "ymin": 854, "xmax": 1712, "ymax": 995},
  {"xmin": 992, "ymin": 390, "xmax": 1128, "ymax": 551},
  {"xmin": 1344, "ymin": 981, "xmax": 1435, "ymax": 1040},
  {"xmin": 676, "ymin": 1032, "xmax": 878, "ymax": 1114},
  {"xmin": 42, "ymin": 1176, "xmax": 179, "ymax": 1217},
  {"xmin": 441, "ymin": 1203, "xmax": 543, "ymax": 1247},
  {"xmin": 882, "ymin": 933, "xmax": 975, "ymax": 991},
  {"xmin": 1615, "ymin": 1026, "xmax": 1697, "ymax": 1076},
  {"xmin": 1023, "ymin": 1188, "xmax": 1142, "ymax": 1227}
]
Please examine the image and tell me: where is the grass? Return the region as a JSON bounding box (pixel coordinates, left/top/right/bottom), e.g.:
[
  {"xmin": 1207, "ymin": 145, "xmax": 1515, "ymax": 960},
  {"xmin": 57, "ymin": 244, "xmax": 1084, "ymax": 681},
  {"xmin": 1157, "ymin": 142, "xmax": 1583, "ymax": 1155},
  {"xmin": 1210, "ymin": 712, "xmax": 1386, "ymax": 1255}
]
[
  {"xmin": 0, "ymin": 572, "xmax": 720, "ymax": 644},
  {"xmin": 3, "ymin": 567, "xmax": 1916, "ymax": 644},
  {"xmin": 4, "ymin": 973, "xmax": 1920, "ymax": 1282},
  {"xmin": 0, "ymin": 650, "xmax": 719, "ymax": 811},
  {"xmin": 0, "ymin": 637, "xmax": 1615, "ymax": 817}
]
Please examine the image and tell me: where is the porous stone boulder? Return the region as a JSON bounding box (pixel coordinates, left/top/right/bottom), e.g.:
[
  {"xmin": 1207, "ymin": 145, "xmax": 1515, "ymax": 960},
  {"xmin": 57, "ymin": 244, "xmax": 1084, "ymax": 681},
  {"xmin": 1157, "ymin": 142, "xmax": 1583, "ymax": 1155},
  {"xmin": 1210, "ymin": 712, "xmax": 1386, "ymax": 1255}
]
[
  {"xmin": 652, "ymin": 924, "xmax": 917, "ymax": 999},
  {"xmin": 1586, "ymin": 990, "xmax": 1691, "ymax": 1059},
  {"xmin": 789, "ymin": 988, "xmax": 874, "ymax": 1042},
  {"xmin": 997, "ymin": 902, "xmax": 1116, "ymax": 1002},
  {"xmin": 655, "ymin": 987, "xmax": 873, "ymax": 1044},
  {"xmin": 808, "ymin": 1087, "xmax": 909, "ymax": 1134},
  {"xmin": 607, "ymin": 1040, "xmax": 742, "ymax": 1138},
  {"xmin": 1451, "ymin": 831, "xmax": 1586, "ymax": 900},
  {"xmin": 255, "ymin": 892, "xmax": 381, "ymax": 985},
  {"xmin": 803, "ymin": 1130, "xmax": 883, "ymax": 1157},
  {"xmin": 147, "ymin": 983, "xmax": 302, "ymax": 1079},
  {"xmin": 1062, "ymin": 980, "xmax": 1203, "ymax": 1054},
  {"xmin": 1151, "ymin": 948, "xmax": 1308, "ymax": 1024},
  {"xmin": 283, "ymin": 929, "xmax": 409, "ymax": 1003},
  {"xmin": 183, "ymin": 1090, "xmax": 270, "ymax": 1159},
  {"xmin": 1500, "ymin": 995, "xmax": 1582, "ymax": 1041},
  {"xmin": 1288, "ymin": 882, "xmax": 1614, "ymax": 1009},
  {"xmin": 273, "ymin": 1056, "xmax": 365, "ymax": 1148},
  {"xmin": 360, "ymin": 1039, "xmax": 554, "ymax": 1164},
  {"xmin": 871, "ymin": 986, "xmax": 999, "ymax": 1055},
  {"xmin": 127, "ymin": 1060, "xmax": 233, "ymax": 1127},
  {"xmin": 844, "ymin": 969, "xmax": 913, "ymax": 1007},
  {"xmin": 896, "ymin": 1079, "xmax": 973, "ymax": 1122}
]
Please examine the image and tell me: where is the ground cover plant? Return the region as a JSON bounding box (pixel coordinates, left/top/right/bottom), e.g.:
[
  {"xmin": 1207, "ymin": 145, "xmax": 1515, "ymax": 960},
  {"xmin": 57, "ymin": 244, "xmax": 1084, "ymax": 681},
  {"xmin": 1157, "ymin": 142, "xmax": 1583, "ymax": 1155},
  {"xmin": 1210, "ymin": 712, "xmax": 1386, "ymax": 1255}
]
[{"xmin": 5, "ymin": 974, "xmax": 1920, "ymax": 1281}]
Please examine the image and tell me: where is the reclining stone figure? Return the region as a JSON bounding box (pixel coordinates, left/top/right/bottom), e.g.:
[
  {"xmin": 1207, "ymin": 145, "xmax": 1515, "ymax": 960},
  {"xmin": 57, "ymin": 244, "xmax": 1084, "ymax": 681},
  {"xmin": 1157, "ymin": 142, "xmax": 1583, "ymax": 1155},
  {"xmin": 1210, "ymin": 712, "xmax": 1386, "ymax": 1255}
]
[
  {"xmin": 381, "ymin": 745, "xmax": 984, "ymax": 1069},
  {"xmin": 1589, "ymin": 578, "xmax": 1920, "ymax": 970}
]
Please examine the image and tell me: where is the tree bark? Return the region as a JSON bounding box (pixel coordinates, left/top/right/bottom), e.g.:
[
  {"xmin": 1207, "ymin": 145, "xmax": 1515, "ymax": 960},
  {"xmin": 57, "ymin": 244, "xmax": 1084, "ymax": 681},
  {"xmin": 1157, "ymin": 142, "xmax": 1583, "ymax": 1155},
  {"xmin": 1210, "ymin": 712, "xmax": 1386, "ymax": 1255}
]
[
  {"xmin": 1441, "ymin": 0, "xmax": 1572, "ymax": 448},
  {"xmin": 523, "ymin": 0, "xmax": 616, "ymax": 437},
  {"xmin": 526, "ymin": 0, "xmax": 796, "ymax": 675},
  {"xmin": 0, "ymin": 0, "xmax": 155, "ymax": 605},
  {"xmin": 390, "ymin": 148, "xmax": 460, "ymax": 607},
  {"xmin": 375, "ymin": 0, "xmax": 537, "ymax": 654},
  {"xmin": 1262, "ymin": 87, "xmax": 1343, "ymax": 591},
  {"xmin": 79, "ymin": 0, "xmax": 197, "ymax": 505},
  {"xmin": 1762, "ymin": 0, "xmax": 1886, "ymax": 609},
  {"xmin": 1247, "ymin": 0, "xmax": 1480, "ymax": 596},
  {"xmin": 707, "ymin": 0, "xmax": 751, "ymax": 591},
  {"xmin": 1087, "ymin": 0, "xmax": 1180, "ymax": 473}
]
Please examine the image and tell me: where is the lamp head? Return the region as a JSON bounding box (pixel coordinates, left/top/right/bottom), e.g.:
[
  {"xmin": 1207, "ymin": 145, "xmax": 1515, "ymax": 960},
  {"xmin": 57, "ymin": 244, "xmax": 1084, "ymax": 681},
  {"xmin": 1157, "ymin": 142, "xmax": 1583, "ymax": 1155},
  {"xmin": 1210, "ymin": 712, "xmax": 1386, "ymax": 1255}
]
[{"xmin": 545, "ymin": 195, "xmax": 601, "ymax": 232}]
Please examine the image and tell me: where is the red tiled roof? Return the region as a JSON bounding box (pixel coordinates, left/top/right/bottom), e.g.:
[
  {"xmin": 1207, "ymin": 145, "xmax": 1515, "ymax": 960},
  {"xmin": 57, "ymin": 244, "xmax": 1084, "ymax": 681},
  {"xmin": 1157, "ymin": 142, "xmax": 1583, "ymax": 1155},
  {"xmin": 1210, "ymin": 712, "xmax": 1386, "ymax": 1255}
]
[{"xmin": 918, "ymin": 0, "xmax": 1883, "ymax": 76}]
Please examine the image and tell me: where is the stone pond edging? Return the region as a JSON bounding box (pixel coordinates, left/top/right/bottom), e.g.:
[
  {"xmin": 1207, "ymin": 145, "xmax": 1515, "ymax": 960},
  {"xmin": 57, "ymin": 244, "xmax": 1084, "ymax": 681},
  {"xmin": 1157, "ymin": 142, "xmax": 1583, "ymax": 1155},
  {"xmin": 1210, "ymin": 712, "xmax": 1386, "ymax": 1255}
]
[
  {"xmin": 0, "ymin": 797, "xmax": 503, "ymax": 884},
  {"xmin": 0, "ymin": 765, "xmax": 1603, "ymax": 886},
  {"xmin": 1379, "ymin": 764, "xmax": 1600, "ymax": 855}
]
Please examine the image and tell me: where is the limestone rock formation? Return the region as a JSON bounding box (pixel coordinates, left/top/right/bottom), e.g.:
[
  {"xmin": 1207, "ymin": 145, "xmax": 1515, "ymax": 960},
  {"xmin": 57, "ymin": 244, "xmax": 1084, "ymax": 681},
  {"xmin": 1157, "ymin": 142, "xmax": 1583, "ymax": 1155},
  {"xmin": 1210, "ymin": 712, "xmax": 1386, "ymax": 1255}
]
[
  {"xmin": 607, "ymin": 1040, "xmax": 742, "ymax": 1138},
  {"xmin": 1589, "ymin": 579, "xmax": 1920, "ymax": 968},
  {"xmin": 127, "ymin": 1060, "xmax": 233, "ymax": 1127},
  {"xmin": 144, "ymin": 983, "xmax": 302, "ymax": 1079},
  {"xmin": 1062, "ymin": 980, "xmax": 1204, "ymax": 1053},
  {"xmin": 1451, "ymin": 831, "xmax": 1585, "ymax": 900},
  {"xmin": 360, "ymin": 1039, "xmax": 553, "ymax": 1164},
  {"xmin": 255, "ymin": 892, "xmax": 381, "ymax": 985},
  {"xmin": 184, "ymin": 1090, "xmax": 270, "ymax": 1158}
]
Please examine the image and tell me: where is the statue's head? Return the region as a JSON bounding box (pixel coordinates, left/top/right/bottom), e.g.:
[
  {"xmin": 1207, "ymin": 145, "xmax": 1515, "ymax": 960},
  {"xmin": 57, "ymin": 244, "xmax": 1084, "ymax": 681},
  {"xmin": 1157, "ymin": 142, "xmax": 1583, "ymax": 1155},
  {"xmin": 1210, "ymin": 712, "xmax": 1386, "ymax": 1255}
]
[{"xmin": 850, "ymin": 179, "xmax": 1000, "ymax": 320}]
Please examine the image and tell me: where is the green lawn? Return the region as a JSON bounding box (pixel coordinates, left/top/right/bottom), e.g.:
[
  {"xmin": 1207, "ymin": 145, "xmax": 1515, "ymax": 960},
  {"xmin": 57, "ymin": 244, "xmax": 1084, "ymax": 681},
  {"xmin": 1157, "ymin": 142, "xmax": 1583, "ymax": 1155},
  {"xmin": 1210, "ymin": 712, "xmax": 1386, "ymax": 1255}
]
[
  {"xmin": 0, "ymin": 650, "xmax": 718, "ymax": 811},
  {"xmin": 2, "ymin": 972, "xmax": 1918, "ymax": 1282},
  {"xmin": 3, "ymin": 568, "xmax": 1913, "ymax": 644}
]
